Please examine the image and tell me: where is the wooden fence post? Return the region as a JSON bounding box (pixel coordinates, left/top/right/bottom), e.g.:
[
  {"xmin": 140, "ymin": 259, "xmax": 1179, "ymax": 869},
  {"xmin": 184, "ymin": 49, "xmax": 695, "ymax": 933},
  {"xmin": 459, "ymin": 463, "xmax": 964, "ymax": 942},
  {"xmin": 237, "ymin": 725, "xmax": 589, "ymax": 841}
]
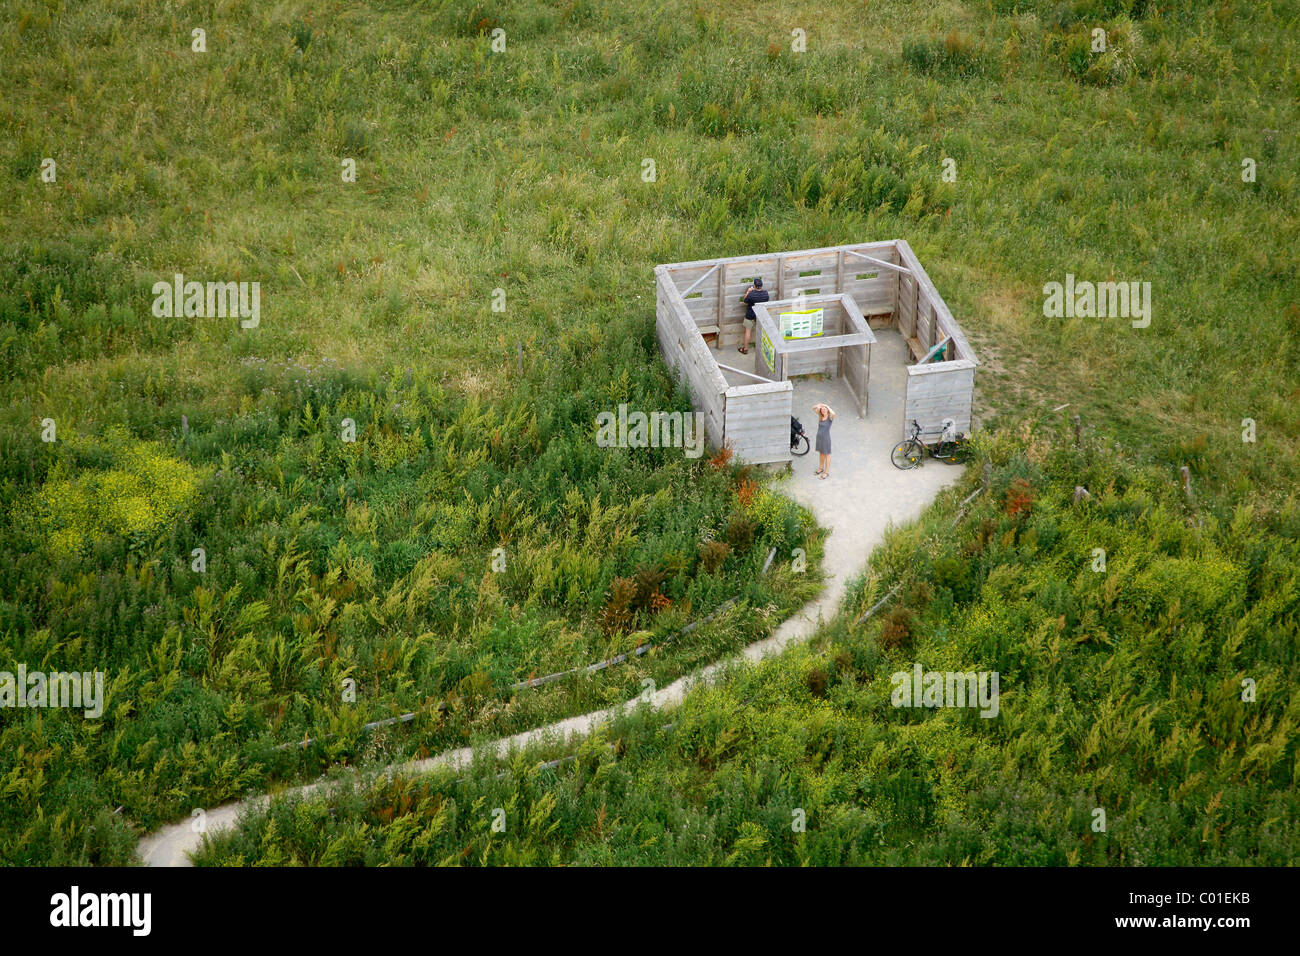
[
  {"xmin": 716, "ymin": 266, "xmax": 725, "ymax": 348},
  {"xmin": 853, "ymin": 582, "xmax": 902, "ymax": 626}
]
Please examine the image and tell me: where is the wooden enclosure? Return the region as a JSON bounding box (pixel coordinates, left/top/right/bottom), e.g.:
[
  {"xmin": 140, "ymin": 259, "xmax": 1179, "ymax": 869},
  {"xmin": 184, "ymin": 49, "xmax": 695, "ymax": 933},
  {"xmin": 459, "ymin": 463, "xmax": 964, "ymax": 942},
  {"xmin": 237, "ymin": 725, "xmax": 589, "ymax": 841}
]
[
  {"xmin": 654, "ymin": 240, "xmax": 977, "ymax": 463},
  {"xmin": 752, "ymin": 293, "xmax": 874, "ymax": 418}
]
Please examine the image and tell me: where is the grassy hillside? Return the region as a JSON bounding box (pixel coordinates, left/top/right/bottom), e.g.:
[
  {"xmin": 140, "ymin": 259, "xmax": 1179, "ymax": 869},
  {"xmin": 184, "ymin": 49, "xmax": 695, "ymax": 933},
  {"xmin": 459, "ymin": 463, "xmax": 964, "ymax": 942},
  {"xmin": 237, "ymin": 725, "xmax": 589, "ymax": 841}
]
[{"xmin": 1, "ymin": 0, "xmax": 1297, "ymax": 864}]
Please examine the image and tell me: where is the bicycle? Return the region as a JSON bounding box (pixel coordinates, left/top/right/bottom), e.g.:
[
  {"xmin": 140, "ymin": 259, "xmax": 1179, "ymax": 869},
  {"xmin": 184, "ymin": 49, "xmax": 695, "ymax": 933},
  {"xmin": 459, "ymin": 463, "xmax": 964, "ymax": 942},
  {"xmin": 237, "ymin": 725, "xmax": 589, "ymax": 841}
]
[
  {"xmin": 790, "ymin": 416, "xmax": 811, "ymax": 456},
  {"xmin": 890, "ymin": 418, "xmax": 970, "ymax": 469}
]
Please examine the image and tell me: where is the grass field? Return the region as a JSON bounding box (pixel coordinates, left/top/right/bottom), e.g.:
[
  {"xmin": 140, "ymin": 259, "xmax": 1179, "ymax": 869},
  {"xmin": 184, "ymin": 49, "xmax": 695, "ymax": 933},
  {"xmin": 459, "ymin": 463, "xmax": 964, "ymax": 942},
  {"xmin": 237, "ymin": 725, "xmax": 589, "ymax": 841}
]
[
  {"xmin": 1, "ymin": 0, "xmax": 1297, "ymax": 865},
  {"xmin": 195, "ymin": 424, "xmax": 1300, "ymax": 865}
]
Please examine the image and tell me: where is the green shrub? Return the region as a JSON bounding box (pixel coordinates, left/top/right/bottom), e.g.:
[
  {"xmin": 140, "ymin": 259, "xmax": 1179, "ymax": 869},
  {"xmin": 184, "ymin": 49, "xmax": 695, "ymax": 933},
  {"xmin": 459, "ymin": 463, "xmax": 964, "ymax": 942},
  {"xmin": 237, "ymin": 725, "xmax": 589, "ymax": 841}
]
[
  {"xmin": 21, "ymin": 429, "xmax": 199, "ymax": 558},
  {"xmin": 878, "ymin": 604, "xmax": 917, "ymax": 650},
  {"xmin": 698, "ymin": 539, "xmax": 729, "ymax": 573},
  {"xmin": 903, "ymin": 32, "xmax": 996, "ymax": 78},
  {"xmin": 933, "ymin": 555, "xmax": 974, "ymax": 604},
  {"xmin": 725, "ymin": 514, "xmax": 756, "ymax": 554}
]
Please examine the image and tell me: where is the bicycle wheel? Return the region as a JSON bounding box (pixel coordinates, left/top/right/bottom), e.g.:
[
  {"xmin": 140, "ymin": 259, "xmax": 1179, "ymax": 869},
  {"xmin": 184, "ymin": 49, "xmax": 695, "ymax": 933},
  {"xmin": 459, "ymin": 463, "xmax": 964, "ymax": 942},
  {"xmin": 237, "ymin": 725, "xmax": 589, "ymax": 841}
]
[
  {"xmin": 891, "ymin": 439, "xmax": 923, "ymax": 469},
  {"xmin": 791, "ymin": 433, "xmax": 810, "ymax": 456}
]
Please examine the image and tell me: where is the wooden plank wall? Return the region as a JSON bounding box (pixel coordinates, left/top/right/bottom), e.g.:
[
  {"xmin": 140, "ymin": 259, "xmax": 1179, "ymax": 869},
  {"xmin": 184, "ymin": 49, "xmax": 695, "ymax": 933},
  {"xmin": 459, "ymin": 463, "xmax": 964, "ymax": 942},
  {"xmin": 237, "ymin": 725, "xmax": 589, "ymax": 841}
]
[
  {"xmin": 654, "ymin": 268, "xmax": 727, "ymax": 448},
  {"xmin": 723, "ymin": 382, "xmax": 793, "ymax": 464},
  {"xmin": 780, "ymin": 249, "xmax": 841, "ymax": 301},
  {"xmin": 896, "ymin": 240, "xmax": 978, "ymax": 364},
  {"xmin": 719, "ymin": 257, "xmax": 781, "ymax": 350},
  {"xmin": 893, "ymin": 243, "xmax": 977, "ymax": 441},
  {"xmin": 673, "ymin": 262, "xmax": 721, "ymax": 333},
  {"xmin": 898, "ymin": 268, "xmax": 918, "ymax": 339},
  {"xmin": 841, "ymin": 246, "xmax": 902, "ymax": 319},
  {"xmin": 784, "ymin": 345, "xmax": 840, "ymax": 378},
  {"xmin": 903, "ymin": 360, "xmax": 976, "ymax": 442},
  {"xmin": 839, "ymin": 343, "xmax": 871, "ymax": 416},
  {"xmin": 666, "ymin": 241, "xmax": 900, "ymax": 351}
]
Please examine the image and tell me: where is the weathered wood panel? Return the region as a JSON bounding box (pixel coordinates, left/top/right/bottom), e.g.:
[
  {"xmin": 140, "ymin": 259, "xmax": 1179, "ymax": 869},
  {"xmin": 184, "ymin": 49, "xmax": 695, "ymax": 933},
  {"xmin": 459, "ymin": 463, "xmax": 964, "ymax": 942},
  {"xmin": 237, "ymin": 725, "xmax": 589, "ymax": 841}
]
[
  {"xmin": 714, "ymin": 258, "xmax": 780, "ymax": 348},
  {"xmin": 840, "ymin": 343, "xmax": 870, "ymax": 417},
  {"xmin": 903, "ymin": 360, "xmax": 975, "ymax": 441},
  {"xmin": 774, "ymin": 329, "xmax": 873, "ymax": 353},
  {"xmin": 724, "ymin": 382, "xmax": 793, "ymax": 464},
  {"xmin": 682, "ymin": 294, "xmax": 719, "ymax": 322},
  {"xmin": 896, "ymin": 240, "xmax": 978, "ymax": 365},
  {"xmin": 665, "ymin": 242, "xmax": 905, "ymax": 347},
  {"xmin": 781, "ymin": 252, "xmax": 841, "ymax": 300},
  {"xmin": 840, "ymin": 244, "xmax": 901, "ymax": 317},
  {"xmin": 841, "ymin": 278, "xmax": 896, "ymax": 316},
  {"xmin": 898, "ymin": 271, "xmax": 917, "ymax": 337},
  {"xmin": 661, "ymin": 240, "xmax": 897, "ymax": 274},
  {"xmin": 655, "ymin": 268, "xmax": 727, "ymax": 447},
  {"xmin": 785, "ymin": 346, "xmax": 839, "ymax": 378},
  {"xmin": 915, "ymin": 296, "xmax": 933, "ymax": 350},
  {"xmin": 668, "ymin": 263, "xmax": 718, "ymax": 294}
]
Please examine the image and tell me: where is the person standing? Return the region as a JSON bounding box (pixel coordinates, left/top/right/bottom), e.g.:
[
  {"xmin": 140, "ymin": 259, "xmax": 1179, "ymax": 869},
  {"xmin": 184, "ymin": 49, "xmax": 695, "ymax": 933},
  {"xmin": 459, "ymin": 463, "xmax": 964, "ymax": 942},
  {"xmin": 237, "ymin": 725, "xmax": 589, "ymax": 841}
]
[
  {"xmin": 738, "ymin": 277, "xmax": 769, "ymax": 354},
  {"xmin": 813, "ymin": 403, "xmax": 835, "ymax": 479}
]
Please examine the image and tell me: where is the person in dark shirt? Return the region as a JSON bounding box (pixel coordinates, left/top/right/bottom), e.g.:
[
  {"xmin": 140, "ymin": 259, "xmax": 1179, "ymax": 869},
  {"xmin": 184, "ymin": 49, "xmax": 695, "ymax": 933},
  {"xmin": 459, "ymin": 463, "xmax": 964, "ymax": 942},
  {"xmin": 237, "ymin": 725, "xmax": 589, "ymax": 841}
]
[{"xmin": 739, "ymin": 277, "xmax": 769, "ymax": 354}]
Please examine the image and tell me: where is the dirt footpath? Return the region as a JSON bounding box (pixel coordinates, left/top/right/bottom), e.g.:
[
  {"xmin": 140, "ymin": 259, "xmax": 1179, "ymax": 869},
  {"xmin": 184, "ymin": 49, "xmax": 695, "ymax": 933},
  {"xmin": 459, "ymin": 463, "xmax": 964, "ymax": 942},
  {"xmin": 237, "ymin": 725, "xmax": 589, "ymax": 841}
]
[
  {"xmin": 136, "ymin": 328, "xmax": 964, "ymax": 866},
  {"xmin": 770, "ymin": 328, "xmax": 966, "ymax": 633}
]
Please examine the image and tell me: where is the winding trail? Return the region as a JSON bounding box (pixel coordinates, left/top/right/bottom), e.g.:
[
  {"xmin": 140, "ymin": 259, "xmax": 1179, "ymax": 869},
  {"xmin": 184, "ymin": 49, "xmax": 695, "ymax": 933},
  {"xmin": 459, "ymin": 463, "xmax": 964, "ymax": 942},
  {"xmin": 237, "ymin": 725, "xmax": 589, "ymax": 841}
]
[{"xmin": 136, "ymin": 331, "xmax": 963, "ymax": 866}]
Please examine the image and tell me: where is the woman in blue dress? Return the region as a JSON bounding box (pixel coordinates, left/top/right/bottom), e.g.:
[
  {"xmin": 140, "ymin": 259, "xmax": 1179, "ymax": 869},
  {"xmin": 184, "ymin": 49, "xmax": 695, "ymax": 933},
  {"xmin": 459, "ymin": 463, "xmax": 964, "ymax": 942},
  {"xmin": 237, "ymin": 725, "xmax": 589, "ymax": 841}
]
[{"xmin": 813, "ymin": 403, "xmax": 835, "ymax": 479}]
